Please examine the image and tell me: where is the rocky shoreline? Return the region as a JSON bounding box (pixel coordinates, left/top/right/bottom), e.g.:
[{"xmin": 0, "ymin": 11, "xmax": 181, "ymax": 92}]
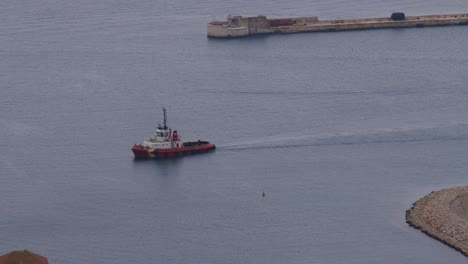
[{"xmin": 406, "ymin": 186, "xmax": 468, "ymax": 256}]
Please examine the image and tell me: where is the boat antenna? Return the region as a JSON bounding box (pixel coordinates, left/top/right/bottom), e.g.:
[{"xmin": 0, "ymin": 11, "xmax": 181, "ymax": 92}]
[{"xmin": 163, "ymin": 107, "xmax": 167, "ymax": 129}]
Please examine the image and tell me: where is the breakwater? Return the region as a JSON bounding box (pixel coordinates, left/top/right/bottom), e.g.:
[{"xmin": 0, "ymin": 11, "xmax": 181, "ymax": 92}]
[
  {"xmin": 207, "ymin": 13, "xmax": 468, "ymax": 38},
  {"xmin": 406, "ymin": 186, "xmax": 468, "ymax": 256}
]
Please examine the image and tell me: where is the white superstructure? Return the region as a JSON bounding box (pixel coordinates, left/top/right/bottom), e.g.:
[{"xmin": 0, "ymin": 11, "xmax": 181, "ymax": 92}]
[{"xmin": 142, "ymin": 108, "xmax": 183, "ymax": 149}]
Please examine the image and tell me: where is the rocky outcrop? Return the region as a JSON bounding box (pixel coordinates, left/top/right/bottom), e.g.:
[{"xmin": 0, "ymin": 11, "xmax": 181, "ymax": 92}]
[{"xmin": 406, "ymin": 186, "xmax": 468, "ymax": 256}]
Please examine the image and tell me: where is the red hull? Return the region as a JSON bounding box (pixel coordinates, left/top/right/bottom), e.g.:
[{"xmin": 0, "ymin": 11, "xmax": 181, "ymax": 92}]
[{"xmin": 132, "ymin": 142, "xmax": 216, "ymax": 159}]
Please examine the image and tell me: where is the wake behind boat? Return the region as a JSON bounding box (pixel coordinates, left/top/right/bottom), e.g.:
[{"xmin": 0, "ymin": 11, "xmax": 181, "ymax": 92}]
[{"xmin": 132, "ymin": 108, "xmax": 216, "ymax": 159}]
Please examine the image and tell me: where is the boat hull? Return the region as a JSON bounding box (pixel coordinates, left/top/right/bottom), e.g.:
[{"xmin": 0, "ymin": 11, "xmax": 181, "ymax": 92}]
[{"xmin": 132, "ymin": 141, "xmax": 216, "ymax": 159}]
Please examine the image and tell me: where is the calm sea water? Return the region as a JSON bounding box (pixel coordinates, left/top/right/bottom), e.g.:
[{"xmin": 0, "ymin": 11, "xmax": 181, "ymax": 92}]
[{"xmin": 2, "ymin": 0, "xmax": 468, "ymax": 263}]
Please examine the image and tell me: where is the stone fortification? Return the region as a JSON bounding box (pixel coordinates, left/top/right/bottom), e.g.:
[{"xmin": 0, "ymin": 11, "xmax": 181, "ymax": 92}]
[
  {"xmin": 207, "ymin": 16, "xmax": 274, "ymax": 38},
  {"xmin": 207, "ymin": 13, "xmax": 468, "ymax": 38},
  {"xmin": 207, "ymin": 21, "xmax": 250, "ymax": 38},
  {"xmin": 406, "ymin": 186, "xmax": 468, "ymax": 256}
]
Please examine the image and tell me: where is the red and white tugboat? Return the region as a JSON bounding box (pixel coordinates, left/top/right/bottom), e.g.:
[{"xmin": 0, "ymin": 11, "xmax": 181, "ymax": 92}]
[{"xmin": 132, "ymin": 108, "xmax": 216, "ymax": 159}]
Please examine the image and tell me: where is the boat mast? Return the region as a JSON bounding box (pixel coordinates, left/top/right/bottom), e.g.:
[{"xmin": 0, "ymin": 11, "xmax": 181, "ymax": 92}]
[{"xmin": 163, "ymin": 107, "xmax": 167, "ymax": 129}]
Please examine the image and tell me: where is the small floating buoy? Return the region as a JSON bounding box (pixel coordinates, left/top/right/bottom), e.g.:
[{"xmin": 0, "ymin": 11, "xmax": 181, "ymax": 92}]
[{"xmin": 262, "ymin": 191, "xmax": 266, "ymax": 198}]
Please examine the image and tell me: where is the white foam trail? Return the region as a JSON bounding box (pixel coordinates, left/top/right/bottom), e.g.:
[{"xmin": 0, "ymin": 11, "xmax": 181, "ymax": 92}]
[{"xmin": 219, "ymin": 123, "xmax": 468, "ymax": 151}]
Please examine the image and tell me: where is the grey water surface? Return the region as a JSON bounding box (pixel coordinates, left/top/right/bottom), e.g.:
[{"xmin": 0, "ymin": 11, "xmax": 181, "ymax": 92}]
[{"xmin": 1, "ymin": 0, "xmax": 468, "ymax": 263}]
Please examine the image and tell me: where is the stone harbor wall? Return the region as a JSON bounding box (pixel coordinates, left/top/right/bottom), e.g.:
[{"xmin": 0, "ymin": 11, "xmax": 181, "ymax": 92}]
[{"xmin": 208, "ymin": 13, "xmax": 468, "ymax": 38}]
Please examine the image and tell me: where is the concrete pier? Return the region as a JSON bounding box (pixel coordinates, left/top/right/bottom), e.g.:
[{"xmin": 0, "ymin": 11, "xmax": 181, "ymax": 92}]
[{"xmin": 208, "ymin": 13, "xmax": 468, "ymax": 38}]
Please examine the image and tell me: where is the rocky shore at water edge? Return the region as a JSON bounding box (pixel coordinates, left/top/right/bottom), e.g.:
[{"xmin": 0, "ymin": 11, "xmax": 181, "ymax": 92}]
[{"xmin": 406, "ymin": 185, "xmax": 468, "ymax": 256}]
